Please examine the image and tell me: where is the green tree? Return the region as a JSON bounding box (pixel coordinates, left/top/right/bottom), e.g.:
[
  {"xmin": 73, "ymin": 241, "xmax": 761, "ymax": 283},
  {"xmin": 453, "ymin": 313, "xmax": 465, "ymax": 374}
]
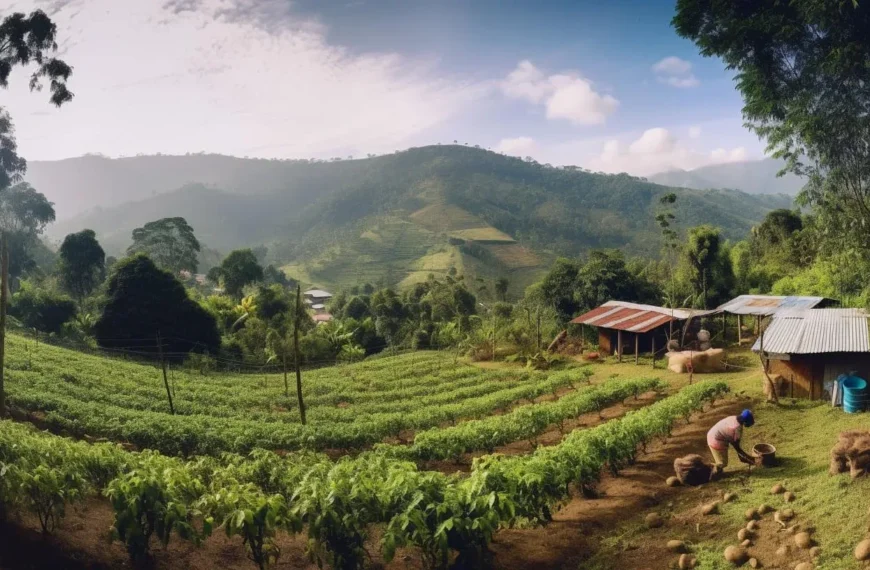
[
  {"xmin": 215, "ymin": 249, "xmax": 264, "ymax": 299},
  {"xmin": 94, "ymin": 255, "xmax": 220, "ymax": 356},
  {"xmin": 9, "ymin": 282, "xmax": 75, "ymax": 334},
  {"xmin": 58, "ymin": 229, "xmax": 105, "ymax": 302},
  {"xmin": 684, "ymin": 225, "xmax": 734, "ymax": 309},
  {"xmin": 0, "ymin": 182, "xmax": 55, "ymax": 284},
  {"xmin": 674, "ymin": 0, "xmax": 870, "ymax": 252},
  {"xmin": 495, "ymin": 277, "xmax": 509, "ymax": 302},
  {"xmin": 127, "ymin": 217, "xmax": 200, "ymax": 275}
]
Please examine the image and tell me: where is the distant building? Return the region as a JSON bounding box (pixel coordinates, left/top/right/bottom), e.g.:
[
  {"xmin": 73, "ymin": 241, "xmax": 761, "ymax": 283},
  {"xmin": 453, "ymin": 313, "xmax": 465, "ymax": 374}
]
[
  {"xmin": 304, "ymin": 288, "xmax": 333, "ymax": 304},
  {"xmin": 313, "ymin": 313, "xmax": 333, "ymax": 324}
]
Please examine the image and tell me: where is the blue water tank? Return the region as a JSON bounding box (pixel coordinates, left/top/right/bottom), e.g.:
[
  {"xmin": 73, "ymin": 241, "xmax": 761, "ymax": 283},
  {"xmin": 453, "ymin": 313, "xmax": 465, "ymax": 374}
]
[{"xmin": 842, "ymin": 376, "xmax": 868, "ymax": 414}]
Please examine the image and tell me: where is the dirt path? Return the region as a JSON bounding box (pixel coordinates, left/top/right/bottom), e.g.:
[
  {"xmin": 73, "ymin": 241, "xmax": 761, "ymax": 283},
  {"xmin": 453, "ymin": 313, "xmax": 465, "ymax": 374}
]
[{"xmin": 488, "ymin": 395, "xmax": 749, "ymax": 570}]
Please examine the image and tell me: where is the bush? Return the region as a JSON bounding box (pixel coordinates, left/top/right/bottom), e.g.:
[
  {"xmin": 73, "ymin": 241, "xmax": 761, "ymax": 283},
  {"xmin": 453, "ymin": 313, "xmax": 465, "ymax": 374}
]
[{"xmin": 10, "ymin": 284, "xmax": 77, "ymax": 334}]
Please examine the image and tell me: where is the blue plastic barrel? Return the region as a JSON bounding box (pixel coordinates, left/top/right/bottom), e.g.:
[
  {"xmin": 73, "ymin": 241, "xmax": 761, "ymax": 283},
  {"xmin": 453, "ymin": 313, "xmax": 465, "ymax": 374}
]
[{"xmin": 842, "ymin": 376, "xmax": 868, "ymax": 413}]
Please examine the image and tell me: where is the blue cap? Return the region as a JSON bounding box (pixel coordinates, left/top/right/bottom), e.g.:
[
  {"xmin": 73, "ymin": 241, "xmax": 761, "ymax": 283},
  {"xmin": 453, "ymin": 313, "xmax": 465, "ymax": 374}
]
[{"xmin": 739, "ymin": 409, "xmax": 754, "ymax": 427}]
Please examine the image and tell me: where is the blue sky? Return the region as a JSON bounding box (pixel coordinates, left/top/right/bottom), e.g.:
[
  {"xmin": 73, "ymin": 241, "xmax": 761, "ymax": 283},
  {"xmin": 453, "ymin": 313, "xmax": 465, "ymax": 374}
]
[{"xmin": 3, "ymin": 0, "xmax": 763, "ymax": 174}]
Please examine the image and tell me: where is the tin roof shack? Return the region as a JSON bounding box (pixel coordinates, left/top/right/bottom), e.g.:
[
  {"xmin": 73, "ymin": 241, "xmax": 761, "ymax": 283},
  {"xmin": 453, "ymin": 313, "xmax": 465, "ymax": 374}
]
[
  {"xmin": 715, "ymin": 295, "xmax": 838, "ymax": 344},
  {"xmin": 571, "ymin": 301, "xmax": 706, "ymax": 362},
  {"xmin": 752, "ymin": 308, "xmax": 870, "ymax": 400}
]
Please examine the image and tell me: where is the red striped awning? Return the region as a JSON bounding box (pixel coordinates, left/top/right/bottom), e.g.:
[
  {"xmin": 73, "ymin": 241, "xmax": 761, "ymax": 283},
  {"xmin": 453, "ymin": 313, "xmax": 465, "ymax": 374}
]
[{"xmin": 571, "ymin": 301, "xmax": 692, "ymax": 333}]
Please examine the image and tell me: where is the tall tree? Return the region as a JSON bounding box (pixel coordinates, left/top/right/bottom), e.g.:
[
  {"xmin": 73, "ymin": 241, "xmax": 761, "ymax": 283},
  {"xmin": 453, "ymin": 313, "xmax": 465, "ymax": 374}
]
[
  {"xmin": 0, "ymin": 8, "xmax": 74, "ymax": 417},
  {"xmin": 684, "ymin": 225, "xmax": 734, "ymax": 309},
  {"xmin": 215, "ymin": 249, "xmax": 264, "ymax": 298},
  {"xmin": 495, "ymin": 277, "xmax": 509, "ymax": 302},
  {"xmin": 674, "ymin": 0, "xmax": 870, "ymax": 252},
  {"xmin": 58, "ymin": 229, "xmax": 106, "ymax": 302},
  {"xmin": 94, "ymin": 254, "xmax": 220, "ymax": 356},
  {"xmin": 127, "ymin": 217, "xmax": 200, "ymax": 275},
  {"xmin": 0, "ymin": 182, "xmax": 55, "ymax": 283}
]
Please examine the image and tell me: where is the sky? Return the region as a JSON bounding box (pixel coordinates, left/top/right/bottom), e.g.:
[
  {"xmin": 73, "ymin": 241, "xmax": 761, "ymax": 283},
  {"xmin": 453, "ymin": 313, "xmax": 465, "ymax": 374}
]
[{"xmin": 1, "ymin": 0, "xmax": 764, "ymax": 176}]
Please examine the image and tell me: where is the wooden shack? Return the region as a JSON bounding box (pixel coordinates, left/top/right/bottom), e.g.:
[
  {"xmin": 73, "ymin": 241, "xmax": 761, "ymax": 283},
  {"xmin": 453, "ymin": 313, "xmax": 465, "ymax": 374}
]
[
  {"xmin": 571, "ymin": 301, "xmax": 705, "ymax": 361},
  {"xmin": 753, "ymin": 308, "xmax": 870, "ymax": 400}
]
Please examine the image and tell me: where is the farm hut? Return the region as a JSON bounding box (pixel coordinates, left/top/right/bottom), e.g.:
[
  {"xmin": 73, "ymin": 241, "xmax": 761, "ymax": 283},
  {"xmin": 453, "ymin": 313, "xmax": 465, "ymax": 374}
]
[
  {"xmin": 304, "ymin": 288, "xmax": 333, "ymax": 305},
  {"xmin": 716, "ymin": 295, "xmax": 838, "ymax": 344},
  {"xmin": 571, "ymin": 301, "xmax": 708, "ymax": 363},
  {"xmin": 752, "ymin": 308, "xmax": 870, "ymax": 400}
]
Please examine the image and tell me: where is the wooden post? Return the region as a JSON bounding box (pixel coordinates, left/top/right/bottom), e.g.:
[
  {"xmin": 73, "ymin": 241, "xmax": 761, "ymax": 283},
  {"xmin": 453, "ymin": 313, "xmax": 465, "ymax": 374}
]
[
  {"xmin": 617, "ymin": 330, "xmax": 623, "ymax": 362},
  {"xmin": 651, "ymin": 335, "xmax": 656, "ymax": 369},
  {"xmin": 737, "ymin": 314, "xmax": 742, "ymax": 345},
  {"xmin": 722, "ymin": 312, "xmax": 727, "ymax": 344},
  {"xmin": 634, "ymin": 334, "xmax": 639, "ymax": 365},
  {"xmin": 157, "ymin": 331, "xmax": 174, "ymax": 415},
  {"xmin": 758, "ymin": 317, "xmax": 779, "ymax": 403},
  {"xmin": 0, "ymin": 236, "xmax": 7, "ymax": 418},
  {"xmin": 294, "ymin": 284, "xmax": 307, "ymax": 425}
]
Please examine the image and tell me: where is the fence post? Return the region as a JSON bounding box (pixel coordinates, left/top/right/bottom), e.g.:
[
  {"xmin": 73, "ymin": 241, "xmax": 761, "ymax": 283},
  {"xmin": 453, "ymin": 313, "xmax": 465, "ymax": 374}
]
[{"xmin": 157, "ymin": 331, "xmax": 174, "ymax": 414}]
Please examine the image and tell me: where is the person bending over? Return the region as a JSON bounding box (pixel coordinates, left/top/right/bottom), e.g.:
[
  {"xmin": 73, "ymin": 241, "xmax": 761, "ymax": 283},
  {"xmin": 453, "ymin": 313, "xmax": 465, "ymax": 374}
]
[{"xmin": 707, "ymin": 409, "xmax": 754, "ymax": 474}]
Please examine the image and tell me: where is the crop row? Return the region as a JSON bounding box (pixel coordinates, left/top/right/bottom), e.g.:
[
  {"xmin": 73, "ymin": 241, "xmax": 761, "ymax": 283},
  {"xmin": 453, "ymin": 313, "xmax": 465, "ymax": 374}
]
[
  {"xmin": 0, "ymin": 380, "xmax": 728, "ymax": 569},
  {"xmin": 9, "ymin": 367, "xmax": 586, "ymax": 455},
  {"xmin": 377, "ymin": 375, "xmax": 664, "ymax": 461}
]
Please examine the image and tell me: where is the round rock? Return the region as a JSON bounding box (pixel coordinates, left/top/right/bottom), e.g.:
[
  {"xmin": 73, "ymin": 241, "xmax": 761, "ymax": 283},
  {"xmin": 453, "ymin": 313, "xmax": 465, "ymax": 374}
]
[
  {"xmin": 724, "ymin": 545, "xmax": 748, "ymax": 565},
  {"xmin": 794, "ymin": 531, "xmax": 812, "ymax": 549},
  {"xmin": 723, "ymin": 492, "xmax": 737, "ymax": 503},
  {"xmin": 645, "ymin": 512, "xmax": 663, "ymax": 528},
  {"xmin": 771, "ymin": 483, "xmax": 785, "ymax": 494},
  {"xmin": 758, "ymin": 504, "xmax": 774, "ymax": 515},
  {"xmin": 667, "ymin": 540, "xmax": 687, "ymax": 553},
  {"xmin": 737, "ymin": 528, "xmax": 750, "ymax": 541},
  {"xmin": 746, "ymin": 520, "xmax": 760, "ymax": 531},
  {"xmin": 702, "ymin": 502, "xmax": 720, "ymax": 516},
  {"xmin": 745, "ymin": 508, "xmax": 759, "ymax": 521},
  {"xmin": 856, "ymin": 538, "xmax": 870, "ymax": 561},
  {"xmin": 784, "ymin": 491, "xmax": 796, "ymax": 502},
  {"xmin": 666, "ymin": 476, "xmax": 681, "ymax": 487}
]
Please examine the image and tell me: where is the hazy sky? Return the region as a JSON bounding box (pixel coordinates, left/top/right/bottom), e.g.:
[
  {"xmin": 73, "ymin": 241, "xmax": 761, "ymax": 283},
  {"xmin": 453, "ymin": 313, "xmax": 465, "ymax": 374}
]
[{"xmin": 2, "ymin": 0, "xmax": 762, "ymax": 175}]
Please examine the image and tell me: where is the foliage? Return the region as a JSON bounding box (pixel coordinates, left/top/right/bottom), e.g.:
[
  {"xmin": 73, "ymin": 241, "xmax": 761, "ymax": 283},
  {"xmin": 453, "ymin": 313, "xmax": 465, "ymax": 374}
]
[
  {"xmin": 0, "ymin": 182, "xmax": 56, "ymax": 281},
  {"xmin": 94, "ymin": 254, "xmax": 220, "ymax": 356},
  {"xmin": 216, "ymin": 249, "xmax": 264, "ymax": 299},
  {"xmin": 127, "ymin": 217, "xmax": 201, "ymax": 275},
  {"xmin": 684, "ymin": 225, "xmax": 734, "ymax": 309},
  {"xmin": 58, "ymin": 229, "xmax": 105, "ymax": 301},
  {"xmin": 674, "ymin": 0, "xmax": 870, "ymax": 255},
  {"xmin": 9, "ymin": 281, "xmax": 76, "ymax": 334}
]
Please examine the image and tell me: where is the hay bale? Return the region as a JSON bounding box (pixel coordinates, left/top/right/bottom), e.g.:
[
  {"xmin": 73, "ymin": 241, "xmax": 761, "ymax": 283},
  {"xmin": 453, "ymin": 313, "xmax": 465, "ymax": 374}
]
[
  {"xmin": 668, "ymin": 352, "xmax": 690, "ymax": 374},
  {"xmin": 831, "ymin": 430, "xmax": 870, "ymax": 478},
  {"xmin": 674, "ymin": 454, "xmax": 713, "ymax": 486}
]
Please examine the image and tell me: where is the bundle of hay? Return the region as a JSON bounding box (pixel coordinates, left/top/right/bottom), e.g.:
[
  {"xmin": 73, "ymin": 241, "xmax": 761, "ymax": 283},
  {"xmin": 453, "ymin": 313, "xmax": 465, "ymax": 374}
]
[
  {"xmin": 830, "ymin": 430, "xmax": 870, "ymax": 479},
  {"xmin": 674, "ymin": 454, "xmax": 714, "ymax": 486},
  {"xmin": 666, "ymin": 348, "xmax": 726, "ymax": 374}
]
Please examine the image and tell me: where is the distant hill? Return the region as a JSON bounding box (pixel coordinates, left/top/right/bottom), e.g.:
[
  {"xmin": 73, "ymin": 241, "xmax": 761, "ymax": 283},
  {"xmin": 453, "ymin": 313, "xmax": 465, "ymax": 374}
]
[
  {"xmin": 46, "ymin": 146, "xmax": 793, "ymax": 294},
  {"xmin": 648, "ymin": 158, "xmax": 805, "ymax": 196}
]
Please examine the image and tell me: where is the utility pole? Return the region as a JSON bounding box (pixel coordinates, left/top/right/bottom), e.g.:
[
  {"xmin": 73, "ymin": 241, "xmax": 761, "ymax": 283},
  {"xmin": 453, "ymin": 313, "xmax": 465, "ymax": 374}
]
[
  {"xmin": 294, "ymin": 284, "xmax": 306, "ymax": 425},
  {"xmin": 0, "ymin": 237, "xmax": 7, "ymax": 417},
  {"xmin": 157, "ymin": 331, "xmax": 174, "ymax": 415}
]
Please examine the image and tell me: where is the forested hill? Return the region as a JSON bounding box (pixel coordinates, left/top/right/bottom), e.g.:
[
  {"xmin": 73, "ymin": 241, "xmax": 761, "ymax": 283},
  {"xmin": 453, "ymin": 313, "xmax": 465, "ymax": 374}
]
[
  {"xmin": 648, "ymin": 158, "xmax": 805, "ymax": 196},
  {"xmin": 46, "ymin": 145, "xmax": 793, "ymax": 293}
]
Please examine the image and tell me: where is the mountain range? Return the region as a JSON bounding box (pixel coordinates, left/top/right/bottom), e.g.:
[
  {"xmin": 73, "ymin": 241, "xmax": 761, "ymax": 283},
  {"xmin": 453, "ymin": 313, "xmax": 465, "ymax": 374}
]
[
  {"xmin": 647, "ymin": 158, "xmax": 805, "ymax": 196},
  {"xmin": 30, "ymin": 147, "xmax": 794, "ymax": 295}
]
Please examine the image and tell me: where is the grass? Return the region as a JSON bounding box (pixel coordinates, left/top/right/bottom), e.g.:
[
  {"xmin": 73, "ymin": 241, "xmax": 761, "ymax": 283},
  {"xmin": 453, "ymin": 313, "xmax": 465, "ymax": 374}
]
[
  {"xmin": 578, "ymin": 349, "xmax": 870, "ymax": 569},
  {"xmin": 448, "ymin": 227, "xmax": 516, "ymax": 242}
]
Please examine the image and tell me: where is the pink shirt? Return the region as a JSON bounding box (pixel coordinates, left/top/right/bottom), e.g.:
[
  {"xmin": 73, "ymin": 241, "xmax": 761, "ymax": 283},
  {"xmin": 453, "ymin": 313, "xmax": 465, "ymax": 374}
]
[{"xmin": 707, "ymin": 416, "xmax": 742, "ymax": 451}]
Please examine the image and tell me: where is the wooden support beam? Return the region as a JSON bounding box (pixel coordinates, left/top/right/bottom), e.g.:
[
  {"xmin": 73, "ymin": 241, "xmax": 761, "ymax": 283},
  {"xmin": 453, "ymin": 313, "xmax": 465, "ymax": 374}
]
[
  {"xmin": 737, "ymin": 314, "xmax": 742, "ymax": 345},
  {"xmin": 635, "ymin": 334, "xmax": 639, "ymax": 365},
  {"xmin": 651, "ymin": 335, "xmax": 656, "ymax": 369},
  {"xmin": 617, "ymin": 330, "xmax": 623, "ymax": 362}
]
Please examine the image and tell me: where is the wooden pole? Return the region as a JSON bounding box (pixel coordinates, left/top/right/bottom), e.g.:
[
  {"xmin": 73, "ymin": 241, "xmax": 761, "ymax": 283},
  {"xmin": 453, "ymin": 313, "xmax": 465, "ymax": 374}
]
[
  {"xmin": 0, "ymin": 236, "xmax": 7, "ymax": 417},
  {"xmin": 722, "ymin": 312, "xmax": 727, "ymax": 344},
  {"xmin": 758, "ymin": 317, "xmax": 779, "ymax": 403},
  {"xmin": 634, "ymin": 333, "xmax": 639, "ymax": 365},
  {"xmin": 737, "ymin": 314, "xmax": 742, "ymax": 345},
  {"xmin": 294, "ymin": 284, "xmax": 307, "ymax": 425},
  {"xmin": 282, "ymin": 352, "xmax": 288, "ymax": 396},
  {"xmin": 651, "ymin": 334, "xmax": 656, "ymax": 369},
  {"xmin": 157, "ymin": 331, "xmax": 174, "ymax": 415},
  {"xmin": 617, "ymin": 330, "xmax": 623, "ymax": 362}
]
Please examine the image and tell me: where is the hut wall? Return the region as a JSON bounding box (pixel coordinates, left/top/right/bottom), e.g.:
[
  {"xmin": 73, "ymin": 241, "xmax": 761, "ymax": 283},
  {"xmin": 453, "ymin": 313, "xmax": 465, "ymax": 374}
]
[
  {"xmin": 768, "ymin": 353, "xmax": 870, "ymax": 400},
  {"xmin": 598, "ymin": 329, "xmax": 614, "ymax": 355}
]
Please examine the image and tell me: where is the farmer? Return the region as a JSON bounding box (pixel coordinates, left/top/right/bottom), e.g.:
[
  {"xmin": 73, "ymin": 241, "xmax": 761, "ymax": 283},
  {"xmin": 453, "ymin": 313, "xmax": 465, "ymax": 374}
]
[{"xmin": 707, "ymin": 409, "xmax": 755, "ymax": 474}]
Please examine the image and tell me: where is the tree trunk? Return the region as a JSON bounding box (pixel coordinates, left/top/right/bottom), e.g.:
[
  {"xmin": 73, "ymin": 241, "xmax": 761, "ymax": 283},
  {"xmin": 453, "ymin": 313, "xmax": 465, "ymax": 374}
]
[
  {"xmin": 294, "ymin": 284, "xmax": 306, "ymax": 425},
  {"xmin": 0, "ymin": 236, "xmax": 7, "ymax": 417}
]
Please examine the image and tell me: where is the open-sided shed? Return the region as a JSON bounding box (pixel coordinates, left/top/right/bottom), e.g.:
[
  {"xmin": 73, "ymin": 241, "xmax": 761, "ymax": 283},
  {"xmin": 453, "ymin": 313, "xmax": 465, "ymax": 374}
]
[
  {"xmin": 753, "ymin": 308, "xmax": 870, "ymax": 400},
  {"xmin": 571, "ymin": 301, "xmax": 703, "ymax": 361}
]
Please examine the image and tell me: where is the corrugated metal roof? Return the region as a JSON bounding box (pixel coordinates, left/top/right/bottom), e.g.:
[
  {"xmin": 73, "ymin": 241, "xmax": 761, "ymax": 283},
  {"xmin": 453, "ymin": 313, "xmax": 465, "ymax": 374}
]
[
  {"xmin": 752, "ymin": 308, "xmax": 870, "ymax": 354},
  {"xmin": 304, "ymin": 289, "xmax": 333, "ymax": 298},
  {"xmin": 570, "ymin": 301, "xmax": 706, "ymax": 333},
  {"xmin": 716, "ymin": 295, "xmax": 832, "ymax": 316}
]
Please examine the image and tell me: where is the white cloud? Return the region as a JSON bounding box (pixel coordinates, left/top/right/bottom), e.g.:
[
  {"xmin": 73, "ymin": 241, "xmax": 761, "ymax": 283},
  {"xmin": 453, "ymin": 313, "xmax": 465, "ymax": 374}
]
[
  {"xmin": 588, "ymin": 127, "xmax": 750, "ymax": 175},
  {"xmin": 496, "ymin": 136, "xmax": 537, "ymax": 157},
  {"xmin": 3, "ymin": 0, "xmax": 485, "ymax": 161},
  {"xmin": 652, "ymin": 56, "xmax": 699, "ymax": 89},
  {"xmin": 688, "ymin": 125, "xmax": 702, "ymax": 139},
  {"xmin": 501, "ymin": 60, "xmax": 618, "ymax": 126}
]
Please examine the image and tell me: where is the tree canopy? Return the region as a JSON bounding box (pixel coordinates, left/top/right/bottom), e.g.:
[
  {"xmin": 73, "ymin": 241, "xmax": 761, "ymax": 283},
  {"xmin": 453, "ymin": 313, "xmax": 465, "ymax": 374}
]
[
  {"xmin": 58, "ymin": 229, "xmax": 105, "ymax": 301},
  {"xmin": 127, "ymin": 217, "xmax": 200, "ymax": 275},
  {"xmin": 215, "ymin": 249, "xmax": 264, "ymax": 298},
  {"xmin": 94, "ymin": 254, "xmax": 220, "ymax": 356},
  {"xmin": 0, "ymin": 182, "xmax": 55, "ymax": 281}
]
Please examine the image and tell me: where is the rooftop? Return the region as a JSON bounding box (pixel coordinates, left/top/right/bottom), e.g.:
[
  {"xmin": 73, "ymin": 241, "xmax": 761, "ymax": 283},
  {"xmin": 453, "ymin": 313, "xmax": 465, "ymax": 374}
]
[
  {"xmin": 304, "ymin": 289, "xmax": 333, "ymax": 298},
  {"xmin": 571, "ymin": 301, "xmax": 709, "ymax": 333},
  {"xmin": 752, "ymin": 308, "xmax": 870, "ymax": 354},
  {"xmin": 716, "ymin": 295, "xmax": 834, "ymax": 316}
]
